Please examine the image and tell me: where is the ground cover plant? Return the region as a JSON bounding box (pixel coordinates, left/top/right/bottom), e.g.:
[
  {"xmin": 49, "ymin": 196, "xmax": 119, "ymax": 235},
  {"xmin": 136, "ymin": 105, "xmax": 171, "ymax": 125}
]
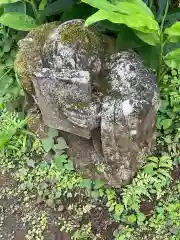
[{"xmin": 0, "ymin": 0, "xmax": 179, "ymax": 239}]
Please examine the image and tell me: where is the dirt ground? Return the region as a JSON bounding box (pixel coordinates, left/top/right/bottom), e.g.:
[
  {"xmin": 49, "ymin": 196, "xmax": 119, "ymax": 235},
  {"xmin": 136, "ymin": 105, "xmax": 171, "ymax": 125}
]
[{"xmin": 1, "ymin": 165, "xmax": 180, "ymax": 240}]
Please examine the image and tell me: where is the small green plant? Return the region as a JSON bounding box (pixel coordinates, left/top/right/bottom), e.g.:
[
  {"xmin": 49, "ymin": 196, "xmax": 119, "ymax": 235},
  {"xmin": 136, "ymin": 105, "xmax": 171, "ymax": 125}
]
[
  {"xmin": 122, "ymin": 172, "xmax": 154, "ymax": 211},
  {"xmin": 0, "ymin": 108, "xmax": 29, "ymax": 151},
  {"xmin": 0, "ymin": 26, "xmax": 22, "ymax": 105}
]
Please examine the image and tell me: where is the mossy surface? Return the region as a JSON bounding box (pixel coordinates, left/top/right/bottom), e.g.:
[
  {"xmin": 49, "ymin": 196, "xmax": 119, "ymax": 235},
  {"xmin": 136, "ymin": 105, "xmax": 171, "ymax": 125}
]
[{"xmin": 60, "ymin": 23, "xmax": 102, "ymax": 53}]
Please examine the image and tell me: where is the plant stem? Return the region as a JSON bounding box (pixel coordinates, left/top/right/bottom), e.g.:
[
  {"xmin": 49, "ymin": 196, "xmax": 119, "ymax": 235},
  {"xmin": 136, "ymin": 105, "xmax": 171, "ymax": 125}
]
[
  {"xmin": 157, "ymin": 0, "xmax": 169, "ymax": 83},
  {"xmin": 31, "ymin": 0, "xmax": 39, "ymax": 19},
  {"xmin": 0, "ymin": 67, "xmax": 13, "ymax": 81},
  {"xmin": 24, "ymin": 0, "xmax": 39, "ymax": 20}
]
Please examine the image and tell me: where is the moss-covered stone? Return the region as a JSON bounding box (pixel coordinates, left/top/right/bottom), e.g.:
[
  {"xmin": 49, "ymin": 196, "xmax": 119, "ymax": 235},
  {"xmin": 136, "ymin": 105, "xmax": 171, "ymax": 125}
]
[
  {"xmin": 14, "ymin": 22, "xmax": 59, "ymax": 96},
  {"xmin": 60, "ymin": 23, "xmax": 102, "ymax": 53}
]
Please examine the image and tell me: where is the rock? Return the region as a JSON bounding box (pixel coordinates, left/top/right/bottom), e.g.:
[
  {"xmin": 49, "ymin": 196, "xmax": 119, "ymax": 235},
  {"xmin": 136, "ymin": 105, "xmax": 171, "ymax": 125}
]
[{"xmin": 15, "ymin": 19, "xmax": 159, "ymax": 187}]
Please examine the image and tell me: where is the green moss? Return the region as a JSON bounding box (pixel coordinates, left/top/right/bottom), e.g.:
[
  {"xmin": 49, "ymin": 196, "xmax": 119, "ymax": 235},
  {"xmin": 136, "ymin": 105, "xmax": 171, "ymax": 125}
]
[{"xmin": 60, "ymin": 23, "xmax": 102, "ymax": 53}]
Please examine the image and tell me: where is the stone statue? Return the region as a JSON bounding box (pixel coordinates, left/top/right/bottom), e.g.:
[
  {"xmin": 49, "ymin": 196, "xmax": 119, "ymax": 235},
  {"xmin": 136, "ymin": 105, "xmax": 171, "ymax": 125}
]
[{"xmin": 15, "ymin": 19, "xmax": 159, "ymax": 187}]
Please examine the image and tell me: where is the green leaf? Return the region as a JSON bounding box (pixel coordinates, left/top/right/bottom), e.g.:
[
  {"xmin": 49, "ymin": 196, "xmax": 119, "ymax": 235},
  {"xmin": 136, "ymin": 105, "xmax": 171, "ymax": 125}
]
[
  {"xmin": 93, "ymin": 180, "xmax": 104, "ymax": 190},
  {"xmin": 137, "ymin": 212, "xmax": 146, "ymax": 222},
  {"xmin": 165, "ymin": 8, "xmax": 180, "ymax": 27},
  {"xmin": 41, "ymin": 137, "xmax": 54, "ymax": 152},
  {"xmin": 115, "ymin": 204, "xmax": 124, "ymax": 217},
  {"xmin": 156, "ymin": 207, "xmax": 165, "ymax": 214},
  {"xmin": 165, "ymin": 22, "xmax": 180, "ymax": 43},
  {"xmin": 0, "ymin": 12, "xmax": 38, "ymax": 31},
  {"xmin": 157, "ymin": 168, "xmax": 171, "ymax": 178},
  {"xmin": 157, "ymin": 0, "xmax": 170, "ymax": 22},
  {"xmin": 60, "ymin": 2, "xmax": 93, "ymax": 22},
  {"xmin": 82, "ymin": 0, "xmax": 127, "ymax": 14},
  {"xmin": 161, "ymin": 118, "xmax": 173, "ymax": 129},
  {"xmin": 116, "ymin": 25, "xmax": 145, "ymax": 50},
  {"xmin": 64, "ymin": 160, "xmax": 74, "ymax": 171},
  {"xmin": 80, "ymin": 179, "xmax": 92, "ymax": 190},
  {"xmin": 0, "ymin": 0, "xmax": 19, "ymax": 3},
  {"xmin": 0, "ymin": 75, "xmax": 13, "ymax": 97},
  {"xmin": 115, "ymin": 1, "xmax": 154, "ymax": 18},
  {"xmin": 127, "ymin": 214, "xmax": 137, "ymax": 223},
  {"xmin": 137, "ymin": 44, "xmax": 160, "ymax": 70},
  {"xmin": 54, "ymin": 137, "xmax": 69, "ymax": 151},
  {"xmin": 84, "ymin": 9, "xmax": 159, "ymax": 33},
  {"xmin": 43, "ymin": 0, "xmax": 73, "ymax": 17},
  {"xmin": 164, "ymin": 48, "xmax": 180, "ymax": 70},
  {"xmin": 135, "ymin": 30, "xmax": 160, "ymax": 46},
  {"xmin": 147, "ymin": 156, "xmax": 159, "ymax": 163},
  {"xmin": 55, "ymin": 154, "xmax": 68, "ymax": 165},
  {"xmin": 91, "ymin": 190, "xmax": 100, "ymax": 199},
  {"xmin": 143, "ymin": 163, "xmax": 157, "ymax": 174},
  {"xmin": 4, "ymin": 1, "xmax": 26, "ymax": 14},
  {"xmin": 39, "ymin": 0, "xmax": 48, "ymax": 10},
  {"xmin": 159, "ymin": 162, "xmax": 172, "ymax": 168}
]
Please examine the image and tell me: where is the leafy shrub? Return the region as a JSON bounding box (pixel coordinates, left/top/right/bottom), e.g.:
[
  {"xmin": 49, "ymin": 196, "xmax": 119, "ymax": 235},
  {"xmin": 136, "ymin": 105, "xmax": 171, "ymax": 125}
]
[
  {"xmin": 0, "ymin": 26, "xmax": 22, "ymax": 105},
  {"xmin": 82, "ymin": 0, "xmax": 180, "ymax": 82}
]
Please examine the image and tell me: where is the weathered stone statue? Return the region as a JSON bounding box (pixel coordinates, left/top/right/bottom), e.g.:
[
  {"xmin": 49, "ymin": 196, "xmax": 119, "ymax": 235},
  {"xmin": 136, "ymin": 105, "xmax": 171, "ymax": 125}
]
[{"xmin": 15, "ymin": 19, "xmax": 159, "ymax": 187}]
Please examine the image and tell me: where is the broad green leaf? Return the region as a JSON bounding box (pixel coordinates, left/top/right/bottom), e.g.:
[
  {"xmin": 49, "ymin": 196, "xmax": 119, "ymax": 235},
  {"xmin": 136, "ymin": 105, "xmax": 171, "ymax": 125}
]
[
  {"xmin": 61, "ymin": 2, "xmax": 94, "ymax": 22},
  {"xmin": 41, "ymin": 137, "xmax": 54, "ymax": 152},
  {"xmin": 0, "ymin": 12, "xmax": 38, "ymax": 31},
  {"xmin": 116, "ymin": 25, "xmax": 145, "ymax": 50},
  {"xmin": 135, "ymin": 30, "xmax": 160, "ymax": 46},
  {"xmin": 85, "ymin": 9, "xmax": 159, "ymax": 33},
  {"xmin": 137, "ymin": 45, "xmax": 160, "ymax": 70},
  {"xmin": 93, "ymin": 180, "xmax": 104, "ymax": 189},
  {"xmin": 161, "ymin": 118, "xmax": 173, "ymax": 129},
  {"xmin": 0, "ymin": 0, "xmax": 19, "ymax": 3},
  {"xmin": 4, "ymin": 1, "xmax": 26, "ymax": 14},
  {"xmin": 115, "ymin": 1, "xmax": 154, "ymax": 18},
  {"xmin": 119, "ymin": 0, "xmax": 154, "ymax": 17},
  {"xmin": 165, "ymin": 22, "xmax": 180, "ymax": 43},
  {"xmin": 82, "ymin": 0, "xmax": 128, "ymax": 14},
  {"xmin": 43, "ymin": 0, "xmax": 74, "ymax": 17},
  {"xmin": 166, "ymin": 8, "xmax": 180, "ymax": 25}
]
